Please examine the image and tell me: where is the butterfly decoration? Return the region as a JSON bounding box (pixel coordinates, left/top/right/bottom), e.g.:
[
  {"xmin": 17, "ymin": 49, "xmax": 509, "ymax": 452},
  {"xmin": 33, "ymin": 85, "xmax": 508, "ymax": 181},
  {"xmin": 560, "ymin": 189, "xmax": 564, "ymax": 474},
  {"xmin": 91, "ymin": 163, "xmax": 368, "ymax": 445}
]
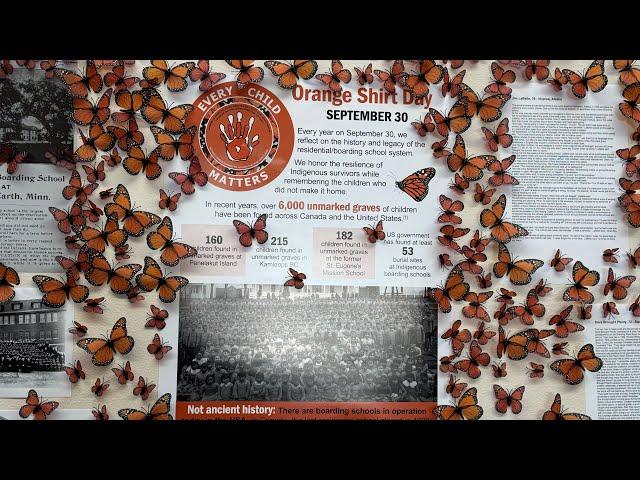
[
  {"xmin": 56, "ymin": 60, "xmax": 102, "ymax": 98},
  {"xmin": 547, "ymin": 68, "xmax": 568, "ymax": 91},
  {"xmin": 73, "ymin": 215, "xmax": 128, "ymax": 252},
  {"xmin": 91, "ymin": 377, "xmax": 110, "ymax": 397},
  {"xmin": 578, "ymin": 304, "xmax": 592, "ymax": 321},
  {"xmin": 619, "ymin": 83, "xmax": 640, "ymax": 122},
  {"xmin": 493, "ymin": 384, "xmax": 525, "ymax": 414},
  {"xmin": 523, "ymin": 60, "xmax": 550, "ymax": 81},
  {"xmin": 112, "ymin": 360, "xmax": 134, "ymax": 385},
  {"xmin": 429, "ymin": 99, "xmax": 471, "ymax": 137},
  {"xmin": 563, "ymin": 261, "xmax": 600, "ymax": 304},
  {"xmin": 148, "ymin": 333, "xmax": 173, "ymax": 360},
  {"xmin": 105, "ymin": 184, "xmax": 161, "ymax": 237},
  {"xmin": 458, "ymin": 247, "xmax": 488, "ymax": 275},
  {"xmin": 33, "ymin": 272, "xmax": 89, "ymax": 308},
  {"xmin": 550, "ymin": 344, "xmax": 603, "ymax": 385},
  {"xmin": 613, "ymin": 60, "xmax": 640, "ymax": 85},
  {"xmin": 404, "ymin": 60, "xmax": 444, "ymax": 98},
  {"xmin": 630, "ymin": 295, "xmax": 640, "ymax": 316},
  {"xmin": 550, "ymin": 249, "xmax": 573, "ymax": 272},
  {"xmin": 142, "ymin": 60, "xmax": 195, "ymax": 92},
  {"xmin": 496, "ymin": 326, "xmax": 529, "ymax": 360},
  {"xmin": 469, "ymin": 230, "xmax": 490, "ymax": 253},
  {"xmin": 69, "ymin": 320, "xmax": 88, "ymax": 337},
  {"xmin": 506, "ymin": 292, "xmax": 545, "ymax": 326},
  {"xmin": 169, "ymin": 158, "xmax": 208, "ymax": 195},
  {"xmin": 523, "ymin": 328, "xmax": 554, "ymax": 357},
  {"xmin": 487, "ymin": 155, "xmax": 519, "ymax": 186},
  {"xmin": 354, "ymin": 63, "xmax": 374, "ymax": 85},
  {"xmin": 108, "ymin": 119, "xmax": 144, "ymax": 152},
  {"xmin": 462, "ymin": 291, "xmax": 493, "ymax": 322},
  {"xmin": 395, "ymin": 167, "xmax": 436, "ymax": 202},
  {"xmin": 64, "ymin": 360, "xmax": 86, "ymax": 384},
  {"xmin": 410, "ymin": 112, "xmax": 434, "ymax": 137},
  {"xmin": 19, "ymin": 389, "xmax": 59, "ymax": 420},
  {"xmin": 476, "ymin": 273, "xmax": 492, "ymax": 289},
  {"xmin": 0, "ymin": 262, "xmax": 20, "ymax": 304},
  {"xmin": 603, "ymin": 267, "xmax": 636, "ymax": 300},
  {"xmin": 118, "ymin": 392, "xmax": 173, "ymax": 420},
  {"xmin": 133, "ymin": 376, "xmax": 156, "ymax": 401},
  {"xmin": 459, "ymin": 84, "xmax": 510, "ymax": 122},
  {"xmin": 440, "ymin": 355, "xmax": 457, "ymax": 373},
  {"xmin": 449, "ymin": 173, "xmax": 469, "ymax": 195},
  {"xmin": 562, "ymin": 60, "xmax": 608, "ymax": 98},
  {"xmin": 602, "ymin": 301, "xmax": 618, "ymax": 319},
  {"xmin": 92, "ymin": 404, "xmax": 109, "ymax": 421},
  {"xmin": 83, "ymin": 297, "xmax": 105, "ymax": 314},
  {"xmin": 82, "ymin": 199, "xmax": 104, "ymax": 223},
  {"xmin": 481, "ymin": 118, "xmax": 513, "ymax": 152},
  {"xmin": 0, "ymin": 59, "xmax": 14, "ymax": 79},
  {"xmin": 76, "ymin": 317, "xmax": 134, "ymax": 367},
  {"xmin": 433, "ymin": 386, "xmax": 483, "ymax": 420},
  {"xmin": 104, "ymin": 61, "xmax": 140, "ymax": 92},
  {"xmin": 440, "ymin": 319, "xmax": 471, "ymax": 356},
  {"xmin": 99, "ymin": 187, "xmax": 115, "ymax": 199},
  {"xmin": 493, "ymin": 243, "xmax": 543, "ymax": 285},
  {"xmin": 439, "ymin": 253, "xmax": 453, "ymax": 270},
  {"xmin": 189, "ymin": 59, "xmax": 227, "ymax": 91},
  {"xmin": 146, "ymin": 304, "xmax": 168, "ymax": 330},
  {"xmin": 473, "ymin": 321, "xmax": 496, "ymax": 345},
  {"xmin": 45, "ymin": 145, "xmax": 76, "ymax": 171},
  {"xmin": 111, "ymin": 90, "xmax": 144, "ymax": 123},
  {"xmin": 438, "ymin": 195, "xmax": 464, "ymax": 224},
  {"xmin": 140, "ymin": 92, "xmax": 193, "ymax": 134},
  {"xmin": 84, "ymin": 251, "xmax": 141, "ymax": 294},
  {"xmin": 284, "ymin": 268, "xmax": 306, "ymax": 289},
  {"xmin": 438, "ymin": 225, "xmax": 469, "ymax": 252},
  {"xmin": 430, "ymin": 267, "xmax": 469, "ymax": 313},
  {"xmin": 548, "ymin": 305, "xmax": 584, "ymax": 338},
  {"xmin": 72, "ymin": 88, "xmax": 112, "ymax": 126},
  {"xmin": 264, "ymin": 60, "xmax": 318, "ymax": 90},
  {"xmin": 480, "ymin": 194, "xmax": 528, "ymax": 244},
  {"xmin": 65, "ymin": 235, "xmax": 82, "ymax": 250},
  {"xmin": 446, "ymin": 375, "xmax": 467, "ymax": 399},
  {"xmin": 126, "ymin": 286, "xmax": 145, "ymax": 303},
  {"xmin": 374, "ymin": 60, "xmax": 407, "ymax": 94},
  {"xmin": 226, "ymin": 60, "xmax": 264, "ymax": 89},
  {"xmin": 542, "ymin": 393, "xmax": 590, "ymax": 420},
  {"xmin": 532, "ymin": 278, "xmax": 553, "ymax": 297},
  {"xmin": 159, "ymin": 189, "xmax": 181, "ymax": 212},
  {"xmin": 234, "ymin": 214, "xmax": 268, "ymax": 247},
  {"xmin": 486, "ymin": 62, "xmax": 515, "ymax": 95},
  {"xmin": 363, "ymin": 220, "xmax": 385, "ymax": 243},
  {"xmin": 115, "ymin": 244, "xmax": 131, "ymax": 261},
  {"xmin": 147, "ymin": 216, "xmax": 198, "ymax": 267},
  {"xmin": 552, "ymin": 342, "xmax": 569, "ymax": 356},
  {"xmin": 441, "ymin": 68, "xmax": 466, "ymax": 98},
  {"xmin": 136, "ymin": 256, "xmax": 189, "ymax": 303},
  {"xmin": 617, "ymin": 146, "xmax": 640, "ymax": 178},
  {"xmin": 492, "ymin": 361, "xmax": 507, "ymax": 378},
  {"xmin": 62, "ymin": 170, "xmax": 98, "ymax": 205},
  {"xmin": 454, "ymin": 340, "xmax": 490, "ymax": 379},
  {"xmin": 74, "ymin": 124, "xmax": 116, "ymax": 163},
  {"xmin": 122, "ymin": 147, "xmax": 162, "ymax": 180},
  {"xmin": 496, "ymin": 287, "xmax": 516, "ymax": 305}
]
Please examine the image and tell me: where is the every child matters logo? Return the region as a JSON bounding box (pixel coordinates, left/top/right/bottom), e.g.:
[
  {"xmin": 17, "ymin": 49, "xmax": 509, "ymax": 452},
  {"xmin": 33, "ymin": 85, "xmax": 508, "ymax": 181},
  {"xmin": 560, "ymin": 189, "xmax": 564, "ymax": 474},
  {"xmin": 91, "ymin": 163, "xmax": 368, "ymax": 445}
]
[{"xmin": 188, "ymin": 81, "xmax": 294, "ymax": 192}]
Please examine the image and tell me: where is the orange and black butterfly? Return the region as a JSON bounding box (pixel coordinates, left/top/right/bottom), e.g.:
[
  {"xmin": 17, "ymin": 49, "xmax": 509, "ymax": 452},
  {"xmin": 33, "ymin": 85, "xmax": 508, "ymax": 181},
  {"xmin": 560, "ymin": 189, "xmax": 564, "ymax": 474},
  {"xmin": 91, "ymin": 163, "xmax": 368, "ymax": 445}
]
[
  {"xmin": 486, "ymin": 62, "xmax": 516, "ymax": 95},
  {"xmin": 433, "ymin": 387, "xmax": 483, "ymax": 420},
  {"xmin": 72, "ymin": 88, "xmax": 112, "ymax": 126},
  {"xmin": 552, "ymin": 342, "xmax": 569, "ymax": 356},
  {"xmin": 469, "ymin": 230, "xmax": 490, "ymax": 253},
  {"xmin": 542, "ymin": 393, "xmax": 590, "ymax": 420},
  {"xmin": 45, "ymin": 145, "xmax": 76, "ymax": 171},
  {"xmin": 441, "ymin": 319, "xmax": 471, "ymax": 356},
  {"xmin": 506, "ymin": 292, "xmax": 545, "ymax": 326},
  {"xmin": 0, "ymin": 262, "xmax": 20, "ymax": 304},
  {"xmin": 547, "ymin": 68, "xmax": 568, "ymax": 91},
  {"xmin": 429, "ymin": 267, "xmax": 469, "ymax": 313},
  {"xmin": 136, "ymin": 256, "xmax": 189, "ymax": 303},
  {"xmin": 446, "ymin": 375, "xmax": 467, "ymax": 399},
  {"xmin": 493, "ymin": 385, "xmax": 525, "ymax": 415},
  {"xmin": 481, "ymin": 118, "xmax": 512, "ymax": 153},
  {"xmin": 226, "ymin": 60, "xmax": 264, "ymax": 89},
  {"xmin": 74, "ymin": 124, "xmax": 116, "ymax": 163},
  {"xmin": 140, "ymin": 92, "xmax": 193, "ymax": 134},
  {"xmin": 487, "ymin": 155, "xmax": 519, "ymax": 186},
  {"xmin": 105, "ymin": 184, "xmax": 161, "ymax": 237},
  {"xmin": 142, "ymin": 60, "xmax": 195, "ymax": 92},
  {"xmin": 523, "ymin": 328, "xmax": 554, "ymax": 357},
  {"xmin": 549, "ymin": 305, "xmax": 584, "ymax": 338},
  {"xmin": 562, "ymin": 60, "xmax": 608, "ymax": 98},
  {"xmin": 443, "ymin": 60, "xmax": 467, "ymax": 69},
  {"xmin": 410, "ymin": 112, "xmax": 434, "ymax": 137},
  {"xmin": 429, "ymin": 99, "xmax": 471, "ymax": 137},
  {"xmin": 85, "ymin": 198, "xmax": 106, "ymax": 221},
  {"xmin": 439, "ymin": 253, "xmax": 453, "ymax": 270},
  {"xmin": 118, "ymin": 392, "xmax": 173, "ymax": 420},
  {"xmin": 404, "ymin": 60, "xmax": 444, "ymax": 98},
  {"xmin": 84, "ymin": 251, "xmax": 141, "ymax": 294},
  {"xmin": 363, "ymin": 220, "xmax": 385, "ymax": 243},
  {"xmin": 395, "ymin": 167, "xmax": 435, "ymax": 202},
  {"xmin": 578, "ymin": 304, "xmax": 592, "ymax": 321},
  {"xmin": 628, "ymin": 245, "xmax": 640, "ymax": 269},
  {"xmin": 476, "ymin": 273, "xmax": 492, "ymax": 289},
  {"xmin": 473, "ymin": 184, "xmax": 495, "ymax": 206},
  {"xmin": 148, "ymin": 333, "xmax": 172, "ymax": 360},
  {"xmin": 523, "ymin": 60, "xmax": 550, "ymax": 81},
  {"xmin": 82, "ymin": 161, "xmax": 105, "ymax": 184},
  {"xmin": 374, "ymin": 60, "xmax": 407, "ymax": 94},
  {"xmin": 91, "ymin": 377, "xmax": 110, "ymax": 397},
  {"xmin": 438, "ymin": 195, "xmax": 464, "ymax": 224},
  {"xmin": 462, "ymin": 291, "xmax": 493, "ymax": 322},
  {"xmin": 619, "ymin": 82, "xmax": 640, "ymax": 122},
  {"xmin": 493, "ymin": 243, "xmax": 543, "ymax": 285},
  {"xmin": 631, "ymin": 295, "xmax": 640, "ymax": 316},
  {"xmin": 169, "ymin": 158, "xmax": 208, "ymax": 195},
  {"xmin": 77, "ymin": 317, "xmax": 134, "ymax": 367},
  {"xmin": 458, "ymin": 246, "xmax": 486, "ymax": 275},
  {"xmin": 65, "ymin": 235, "xmax": 82, "ymax": 250},
  {"xmin": 550, "ymin": 249, "xmax": 573, "ymax": 272},
  {"xmin": 39, "ymin": 59, "xmax": 58, "ymax": 79},
  {"xmin": 496, "ymin": 326, "xmax": 529, "ymax": 360},
  {"xmin": 133, "ymin": 376, "xmax": 156, "ymax": 401},
  {"xmin": 69, "ymin": 320, "xmax": 88, "ymax": 337},
  {"xmin": 454, "ymin": 340, "xmax": 490, "ymax": 379},
  {"xmin": 83, "ymin": 297, "xmax": 105, "ymax": 314},
  {"xmin": 447, "ymin": 134, "xmax": 494, "ymax": 182},
  {"xmin": 159, "ymin": 189, "xmax": 180, "ymax": 212},
  {"xmin": 441, "ymin": 68, "xmax": 466, "ymax": 98},
  {"xmin": 550, "ymin": 343, "xmax": 602, "ymax": 385},
  {"xmin": 354, "ymin": 63, "xmax": 373, "ymax": 85},
  {"xmin": 92, "ymin": 404, "xmax": 109, "ymax": 421},
  {"xmin": 563, "ymin": 261, "xmax": 600, "ymax": 304},
  {"xmin": 440, "ymin": 355, "xmax": 457, "ymax": 373},
  {"xmin": 56, "ymin": 60, "xmax": 102, "ymax": 98},
  {"xmin": 525, "ymin": 362, "xmax": 544, "ymax": 379},
  {"xmin": 123, "ymin": 147, "xmax": 162, "ymax": 180},
  {"xmin": 603, "ymin": 267, "xmax": 636, "ymax": 300},
  {"xmin": 473, "ymin": 322, "xmax": 496, "ymax": 345},
  {"xmin": 284, "ymin": 268, "xmax": 306, "ymax": 289},
  {"xmin": 480, "ymin": 194, "xmax": 529, "ymax": 244},
  {"xmin": 613, "ymin": 60, "xmax": 640, "ymax": 86},
  {"xmin": 264, "ymin": 60, "xmax": 319, "ymax": 90},
  {"xmin": 146, "ymin": 304, "xmax": 168, "ymax": 330},
  {"xmin": 64, "ymin": 360, "xmax": 85, "ymax": 383},
  {"xmin": 617, "ymin": 146, "xmax": 640, "ymax": 178},
  {"xmin": 33, "ymin": 272, "xmax": 89, "ymax": 308},
  {"xmin": 459, "ymin": 84, "xmax": 510, "ymax": 122},
  {"xmin": 492, "ymin": 361, "xmax": 507, "ymax": 378},
  {"xmin": 108, "ymin": 119, "xmax": 144, "ymax": 151},
  {"xmin": 147, "ymin": 216, "xmax": 197, "ymax": 267},
  {"xmin": 127, "ymin": 286, "xmax": 145, "ymax": 303},
  {"xmin": 19, "ymin": 389, "xmax": 59, "ymax": 420},
  {"xmin": 189, "ymin": 59, "xmax": 227, "ymax": 91},
  {"xmin": 115, "ymin": 244, "xmax": 131, "ymax": 261},
  {"xmin": 234, "ymin": 214, "xmax": 268, "ymax": 247},
  {"xmin": 602, "ymin": 301, "xmax": 619, "ymax": 318},
  {"xmin": 112, "ymin": 360, "xmax": 134, "ymax": 385},
  {"xmin": 0, "ymin": 59, "xmax": 14, "ymax": 79},
  {"xmin": 496, "ymin": 287, "xmax": 516, "ymax": 306},
  {"xmin": 73, "ymin": 215, "xmax": 128, "ymax": 252},
  {"xmin": 150, "ymin": 126, "xmax": 195, "ymax": 161},
  {"xmin": 314, "ymin": 59, "xmax": 351, "ymax": 93},
  {"xmin": 111, "ymin": 89, "xmax": 144, "ymax": 123},
  {"xmin": 104, "ymin": 61, "xmax": 140, "ymax": 92},
  {"xmin": 62, "ymin": 170, "xmax": 98, "ymax": 205},
  {"xmin": 438, "ymin": 225, "xmax": 469, "ymax": 252}
]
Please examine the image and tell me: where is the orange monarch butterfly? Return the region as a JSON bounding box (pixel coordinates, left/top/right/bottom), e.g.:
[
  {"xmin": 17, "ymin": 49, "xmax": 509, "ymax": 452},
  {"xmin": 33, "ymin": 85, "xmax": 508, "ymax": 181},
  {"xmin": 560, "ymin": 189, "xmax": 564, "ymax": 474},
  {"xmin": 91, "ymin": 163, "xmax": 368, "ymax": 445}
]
[
  {"xmin": 438, "ymin": 195, "xmax": 464, "ymax": 224},
  {"xmin": 69, "ymin": 320, "xmax": 88, "ymax": 337},
  {"xmin": 506, "ymin": 292, "xmax": 545, "ymax": 326},
  {"xmin": 72, "ymin": 88, "xmax": 112, "ymax": 126},
  {"xmin": 226, "ymin": 60, "xmax": 264, "ymax": 89},
  {"xmin": 441, "ymin": 68, "xmax": 466, "ymax": 98},
  {"xmin": 550, "ymin": 249, "xmax": 573, "ymax": 272},
  {"xmin": 133, "ymin": 376, "xmax": 156, "ymax": 401},
  {"xmin": 159, "ymin": 189, "xmax": 180, "ymax": 212},
  {"xmin": 440, "ymin": 319, "xmax": 471, "ymax": 356},
  {"xmin": 439, "ymin": 253, "xmax": 453, "ymax": 270},
  {"xmin": 617, "ymin": 146, "xmax": 640, "ymax": 178},
  {"xmin": 148, "ymin": 333, "xmax": 172, "ymax": 360},
  {"xmin": 578, "ymin": 304, "xmax": 592, "ymax": 321},
  {"xmin": 395, "ymin": 167, "xmax": 435, "ymax": 202},
  {"xmin": 550, "ymin": 343, "xmax": 602, "ymax": 385},
  {"xmin": 64, "ymin": 360, "xmax": 85, "ymax": 383},
  {"xmin": 454, "ymin": 340, "xmax": 490, "ymax": 379},
  {"xmin": 354, "ymin": 63, "xmax": 373, "ymax": 85},
  {"xmin": 440, "ymin": 355, "xmax": 457, "ymax": 373},
  {"xmin": 84, "ymin": 199, "xmax": 105, "ymax": 223},
  {"xmin": 486, "ymin": 62, "xmax": 515, "ymax": 95},
  {"xmin": 150, "ymin": 126, "xmax": 195, "ymax": 161},
  {"xmin": 602, "ymin": 301, "xmax": 619, "ymax": 319},
  {"xmin": 553, "ymin": 342, "xmax": 569, "ymax": 356},
  {"xmin": 404, "ymin": 60, "xmax": 444, "ymax": 98},
  {"xmin": 104, "ymin": 61, "xmax": 139, "ymax": 92},
  {"xmin": 438, "ymin": 225, "xmax": 470, "ymax": 252},
  {"xmin": 55, "ymin": 60, "xmax": 102, "ymax": 98},
  {"xmin": 315, "ymin": 59, "xmax": 351, "ymax": 93},
  {"xmin": 548, "ymin": 305, "xmax": 584, "ymax": 338},
  {"xmin": 493, "ymin": 385, "xmax": 525, "ymax": 414},
  {"xmin": 142, "ymin": 60, "xmax": 195, "ymax": 92},
  {"xmin": 19, "ymin": 389, "xmax": 59, "ymax": 420},
  {"xmin": 481, "ymin": 118, "xmax": 513, "ymax": 152},
  {"xmin": 363, "ymin": 220, "xmax": 385, "ymax": 243},
  {"xmin": 496, "ymin": 326, "xmax": 529, "ymax": 360},
  {"xmin": 127, "ymin": 286, "xmax": 145, "ymax": 303},
  {"xmin": 476, "ymin": 273, "xmax": 492, "ymax": 289},
  {"xmin": 112, "ymin": 360, "xmax": 134, "ymax": 385},
  {"xmin": 62, "ymin": 170, "xmax": 97, "ymax": 205},
  {"xmin": 614, "ymin": 60, "xmax": 640, "ymax": 85},
  {"xmin": 493, "ymin": 243, "xmax": 543, "ymax": 285},
  {"xmin": 631, "ymin": 295, "xmax": 640, "ymax": 316},
  {"xmin": 410, "ymin": 112, "xmax": 434, "ymax": 137},
  {"xmin": 492, "ymin": 361, "xmax": 507, "ymax": 378},
  {"xmin": 542, "ymin": 393, "xmax": 590, "ymax": 420},
  {"xmin": 0, "ymin": 262, "xmax": 20, "ymax": 304},
  {"xmin": 496, "ymin": 287, "xmax": 516, "ymax": 305},
  {"xmin": 602, "ymin": 247, "xmax": 619, "ymax": 263},
  {"xmin": 33, "ymin": 272, "xmax": 89, "ymax": 308},
  {"xmin": 429, "ymin": 267, "xmax": 469, "ymax": 313},
  {"xmin": 73, "ymin": 215, "xmax": 128, "ymax": 252},
  {"xmin": 83, "ymin": 297, "xmax": 105, "ymax": 314},
  {"xmin": 146, "ymin": 304, "xmax": 168, "ymax": 330},
  {"xmin": 473, "ymin": 322, "xmax": 496, "ymax": 345},
  {"xmin": 462, "ymin": 291, "xmax": 493, "ymax": 322},
  {"xmin": 118, "ymin": 392, "xmax": 173, "ymax": 420},
  {"xmin": 446, "ymin": 375, "xmax": 467, "ymax": 399},
  {"xmin": 111, "ymin": 89, "xmax": 144, "ymax": 123},
  {"xmin": 264, "ymin": 60, "xmax": 317, "ymax": 90},
  {"xmin": 487, "ymin": 155, "xmax": 519, "ymax": 186},
  {"xmin": 284, "ymin": 268, "xmax": 306, "ymax": 289},
  {"xmin": 136, "ymin": 256, "xmax": 189, "ymax": 303},
  {"xmin": 547, "ymin": 67, "xmax": 568, "ymax": 91},
  {"xmin": 429, "ymin": 98, "xmax": 471, "ymax": 137},
  {"xmin": 115, "ymin": 244, "xmax": 131, "ymax": 261},
  {"xmin": 189, "ymin": 59, "xmax": 227, "ymax": 91},
  {"xmin": 447, "ymin": 134, "xmax": 494, "ymax": 182},
  {"xmin": 480, "ymin": 194, "xmax": 529, "ymax": 244},
  {"xmin": 169, "ymin": 158, "xmax": 208, "ymax": 195},
  {"xmin": 108, "ymin": 119, "xmax": 144, "ymax": 151},
  {"xmin": 523, "ymin": 328, "xmax": 554, "ymax": 357},
  {"xmin": 473, "ymin": 184, "xmax": 495, "ymax": 206},
  {"xmin": 433, "ymin": 387, "xmax": 483, "ymax": 420},
  {"xmin": 105, "ymin": 184, "xmax": 161, "ymax": 237},
  {"xmin": 84, "ymin": 251, "xmax": 141, "ymax": 294},
  {"xmin": 562, "ymin": 60, "xmax": 608, "ymax": 98},
  {"xmin": 122, "ymin": 146, "xmax": 162, "ymax": 180},
  {"xmin": 77, "ymin": 317, "xmax": 135, "ymax": 367},
  {"xmin": 74, "ymin": 124, "xmax": 116, "ymax": 163},
  {"xmin": 147, "ymin": 216, "xmax": 198, "ymax": 267},
  {"xmin": 469, "ymin": 230, "xmax": 490, "ymax": 254},
  {"xmin": 619, "ymin": 82, "xmax": 640, "ymax": 122},
  {"xmin": 374, "ymin": 60, "xmax": 407, "ymax": 94},
  {"xmin": 91, "ymin": 377, "xmax": 110, "ymax": 397},
  {"xmin": 233, "ymin": 214, "xmax": 268, "ymax": 247},
  {"xmin": 82, "ymin": 161, "xmax": 105, "ymax": 184},
  {"xmin": 0, "ymin": 59, "xmax": 13, "ymax": 79},
  {"xmin": 523, "ymin": 60, "xmax": 550, "ymax": 81},
  {"xmin": 140, "ymin": 91, "xmax": 194, "ymax": 134},
  {"xmin": 40, "ymin": 59, "xmax": 58, "ymax": 79},
  {"xmin": 92, "ymin": 404, "xmax": 109, "ymax": 421},
  {"xmin": 603, "ymin": 267, "xmax": 636, "ymax": 300},
  {"xmin": 563, "ymin": 261, "xmax": 600, "ymax": 304},
  {"xmin": 458, "ymin": 246, "xmax": 486, "ymax": 275},
  {"xmin": 459, "ymin": 84, "xmax": 510, "ymax": 122}
]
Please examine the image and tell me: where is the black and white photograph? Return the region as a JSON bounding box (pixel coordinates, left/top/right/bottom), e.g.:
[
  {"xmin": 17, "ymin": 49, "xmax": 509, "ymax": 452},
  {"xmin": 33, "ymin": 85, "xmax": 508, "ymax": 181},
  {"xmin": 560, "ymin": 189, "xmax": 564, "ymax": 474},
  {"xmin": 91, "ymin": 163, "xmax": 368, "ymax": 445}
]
[
  {"xmin": 0, "ymin": 288, "xmax": 73, "ymax": 398},
  {"xmin": 0, "ymin": 66, "xmax": 73, "ymax": 161},
  {"xmin": 177, "ymin": 284, "xmax": 437, "ymax": 403}
]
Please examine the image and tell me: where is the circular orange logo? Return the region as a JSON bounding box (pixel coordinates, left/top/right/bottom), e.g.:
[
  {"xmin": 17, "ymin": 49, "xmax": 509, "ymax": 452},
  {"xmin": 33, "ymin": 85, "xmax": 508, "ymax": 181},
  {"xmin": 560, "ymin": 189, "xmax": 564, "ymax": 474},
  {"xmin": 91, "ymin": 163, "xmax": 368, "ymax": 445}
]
[{"xmin": 187, "ymin": 81, "xmax": 294, "ymax": 192}]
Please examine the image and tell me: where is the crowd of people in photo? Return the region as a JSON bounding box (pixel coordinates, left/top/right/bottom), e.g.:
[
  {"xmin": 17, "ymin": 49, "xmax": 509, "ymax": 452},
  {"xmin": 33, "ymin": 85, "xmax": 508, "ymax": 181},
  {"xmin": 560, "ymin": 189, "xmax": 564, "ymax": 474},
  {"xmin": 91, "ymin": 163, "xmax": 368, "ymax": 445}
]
[
  {"xmin": 0, "ymin": 340, "xmax": 64, "ymax": 373},
  {"xmin": 177, "ymin": 293, "xmax": 437, "ymax": 402}
]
